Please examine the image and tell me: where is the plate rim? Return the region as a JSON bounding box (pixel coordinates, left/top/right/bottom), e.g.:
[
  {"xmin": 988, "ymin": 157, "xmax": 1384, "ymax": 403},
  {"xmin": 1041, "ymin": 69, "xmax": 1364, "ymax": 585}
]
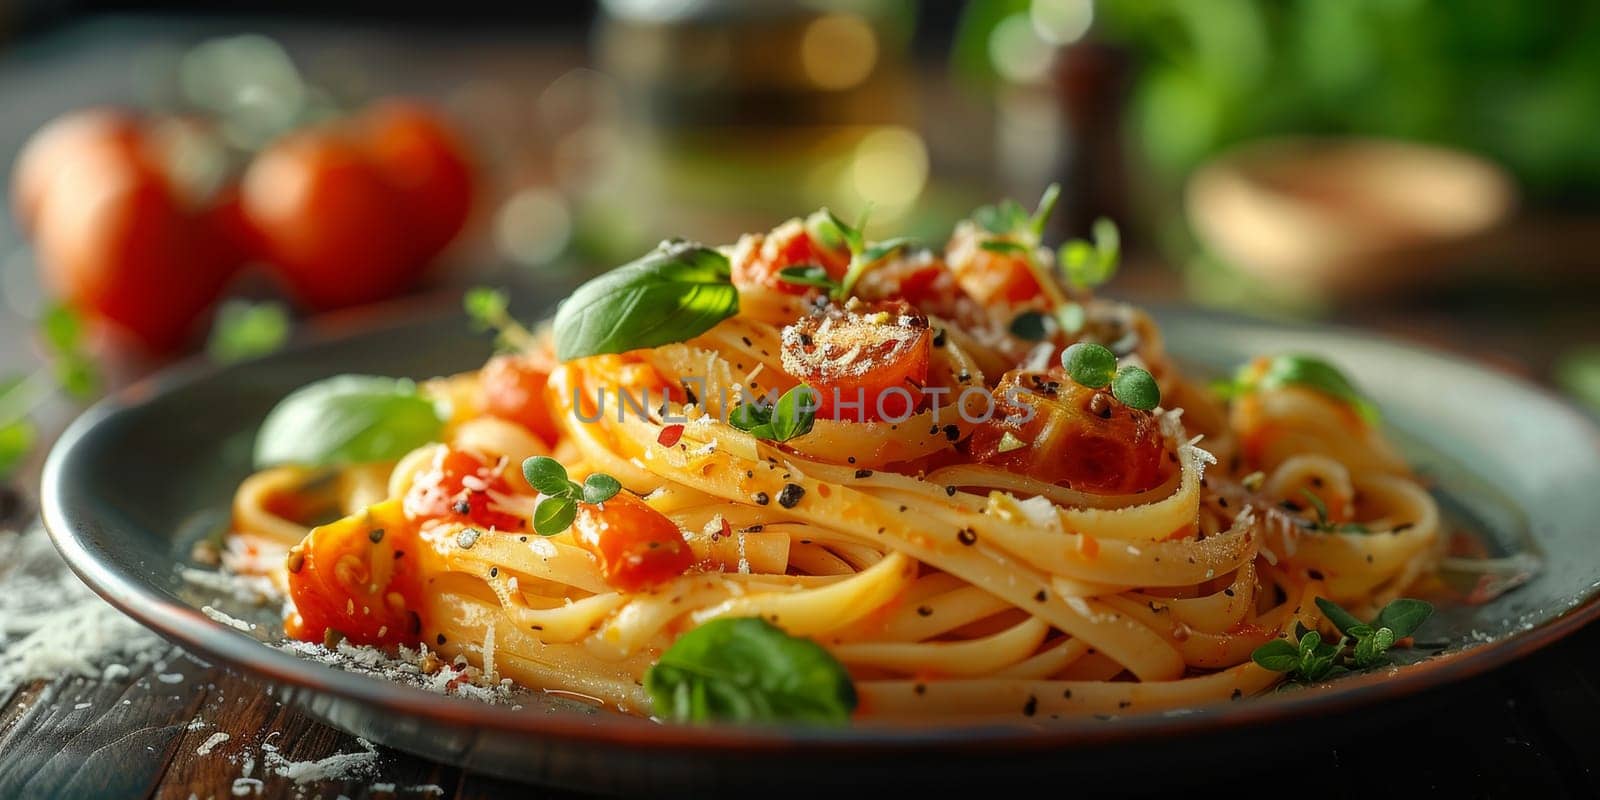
[{"xmin": 38, "ymin": 306, "xmax": 1600, "ymax": 754}]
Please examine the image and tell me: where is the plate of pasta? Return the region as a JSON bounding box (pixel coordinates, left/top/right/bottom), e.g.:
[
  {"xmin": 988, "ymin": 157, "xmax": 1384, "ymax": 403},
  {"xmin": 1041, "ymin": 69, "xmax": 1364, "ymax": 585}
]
[{"xmin": 41, "ymin": 191, "xmax": 1600, "ymax": 792}]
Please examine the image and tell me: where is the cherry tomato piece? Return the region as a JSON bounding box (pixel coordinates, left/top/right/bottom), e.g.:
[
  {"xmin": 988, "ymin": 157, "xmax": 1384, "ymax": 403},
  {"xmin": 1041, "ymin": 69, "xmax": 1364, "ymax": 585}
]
[
  {"xmin": 732, "ymin": 219, "xmax": 849, "ymax": 295},
  {"xmin": 572, "ymin": 492, "xmax": 692, "ymax": 592},
  {"xmin": 481, "ymin": 354, "xmax": 561, "ymax": 446},
  {"xmin": 945, "ymin": 224, "xmax": 1042, "ymax": 305},
  {"xmin": 12, "ymin": 108, "xmax": 144, "ymax": 234},
  {"xmin": 403, "ymin": 447, "xmax": 527, "ymax": 532},
  {"xmin": 780, "ymin": 300, "xmax": 932, "ymax": 422},
  {"xmin": 285, "ymin": 499, "xmax": 422, "ymax": 647},
  {"xmin": 968, "ymin": 370, "xmax": 1168, "ymax": 494}
]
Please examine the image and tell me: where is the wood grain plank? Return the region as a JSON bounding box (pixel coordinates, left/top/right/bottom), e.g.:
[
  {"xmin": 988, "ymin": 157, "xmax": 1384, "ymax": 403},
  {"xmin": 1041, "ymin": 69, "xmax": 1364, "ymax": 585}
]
[
  {"xmin": 0, "ymin": 645, "xmax": 210, "ymax": 800},
  {"xmin": 152, "ymin": 668, "xmax": 461, "ymax": 799}
]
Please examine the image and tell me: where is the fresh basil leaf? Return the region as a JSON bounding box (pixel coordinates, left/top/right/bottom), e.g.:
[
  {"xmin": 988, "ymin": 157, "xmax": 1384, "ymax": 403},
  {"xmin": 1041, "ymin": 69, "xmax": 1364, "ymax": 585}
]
[
  {"xmin": 1251, "ymin": 639, "xmax": 1299, "ymax": 672},
  {"xmin": 553, "ymin": 240, "xmax": 739, "ymax": 361},
  {"xmin": 769, "ymin": 386, "xmax": 818, "ymax": 442},
  {"xmin": 253, "ymin": 375, "xmax": 444, "ymax": 468},
  {"xmin": 1373, "ymin": 598, "xmax": 1433, "ymax": 639},
  {"xmin": 533, "ymin": 495, "xmax": 576, "ymax": 536},
  {"xmin": 1297, "ymin": 629, "xmax": 1322, "ymax": 659},
  {"xmin": 776, "ymin": 264, "xmax": 838, "ymax": 290},
  {"xmin": 1257, "ymin": 355, "xmax": 1380, "ymax": 423},
  {"xmin": 644, "ymin": 617, "xmax": 857, "ymax": 724},
  {"xmin": 522, "ymin": 456, "xmax": 574, "ymax": 498},
  {"xmin": 1314, "ymin": 597, "xmax": 1367, "ymax": 637},
  {"xmin": 582, "ymin": 473, "xmax": 622, "ymax": 505},
  {"xmin": 0, "ymin": 418, "xmax": 36, "ymax": 479},
  {"xmin": 824, "ymin": 208, "xmax": 864, "ymax": 254}
]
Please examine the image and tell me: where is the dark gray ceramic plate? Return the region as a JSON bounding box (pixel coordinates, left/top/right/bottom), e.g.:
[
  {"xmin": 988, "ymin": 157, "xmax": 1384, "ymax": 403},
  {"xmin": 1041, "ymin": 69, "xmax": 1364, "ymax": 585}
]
[{"xmin": 40, "ymin": 308, "xmax": 1600, "ymax": 795}]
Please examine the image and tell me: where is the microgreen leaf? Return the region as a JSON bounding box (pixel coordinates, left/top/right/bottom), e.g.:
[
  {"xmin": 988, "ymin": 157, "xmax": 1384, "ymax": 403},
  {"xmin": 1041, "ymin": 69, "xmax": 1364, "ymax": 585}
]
[
  {"xmin": 464, "ymin": 286, "xmax": 510, "ymax": 330},
  {"xmin": 728, "ymin": 400, "xmax": 772, "ymax": 433},
  {"xmin": 582, "ymin": 473, "xmax": 622, "ymax": 505},
  {"xmin": 775, "ymin": 264, "xmax": 839, "ymax": 291},
  {"xmin": 1251, "ymin": 639, "xmax": 1299, "ymax": 672},
  {"xmin": 1111, "ymin": 365, "xmax": 1160, "ymax": 411},
  {"xmin": 208, "ymin": 300, "xmax": 291, "ymax": 364},
  {"xmin": 1062, "ymin": 342, "xmax": 1117, "ymax": 389},
  {"xmin": 1058, "ymin": 218, "xmax": 1120, "ymax": 290},
  {"xmin": 38, "ymin": 305, "xmax": 100, "ymax": 400},
  {"xmin": 533, "ymin": 495, "xmax": 577, "ymax": 536},
  {"xmin": 973, "ymin": 198, "xmax": 1028, "ymax": 235},
  {"xmin": 1314, "ymin": 597, "xmax": 1367, "ymax": 637},
  {"xmin": 1230, "ymin": 354, "xmax": 1380, "ymax": 423},
  {"xmin": 1299, "ymin": 488, "xmax": 1331, "ymax": 526},
  {"xmin": 644, "ymin": 617, "xmax": 857, "ymax": 724},
  {"xmin": 979, "ymin": 240, "xmax": 1030, "ymax": 255},
  {"xmin": 1055, "ymin": 303, "xmax": 1086, "ymax": 335},
  {"xmin": 1373, "ymin": 598, "xmax": 1433, "ymax": 639},
  {"xmin": 522, "ymin": 456, "xmax": 575, "ymax": 497}
]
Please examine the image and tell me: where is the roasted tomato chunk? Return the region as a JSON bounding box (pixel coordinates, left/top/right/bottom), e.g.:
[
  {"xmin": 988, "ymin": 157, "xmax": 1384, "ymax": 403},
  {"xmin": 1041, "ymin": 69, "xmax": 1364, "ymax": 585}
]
[{"xmin": 780, "ymin": 300, "xmax": 932, "ymax": 422}]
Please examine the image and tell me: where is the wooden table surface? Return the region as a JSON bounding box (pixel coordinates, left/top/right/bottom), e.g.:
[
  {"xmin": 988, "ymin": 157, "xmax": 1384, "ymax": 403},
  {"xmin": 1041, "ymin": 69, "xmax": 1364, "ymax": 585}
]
[{"xmin": 4, "ymin": 14, "xmax": 1600, "ymax": 800}]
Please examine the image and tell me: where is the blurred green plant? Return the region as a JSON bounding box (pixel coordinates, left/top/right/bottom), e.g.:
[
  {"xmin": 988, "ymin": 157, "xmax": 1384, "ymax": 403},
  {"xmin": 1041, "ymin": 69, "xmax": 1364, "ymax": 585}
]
[
  {"xmin": 0, "ymin": 306, "xmax": 102, "ymax": 481},
  {"xmin": 207, "ymin": 300, "xmax": 292, "ymax": 364},
  {"xmin": 955, "ymin": 0, "xmax": 1600, "ymax": 203}
]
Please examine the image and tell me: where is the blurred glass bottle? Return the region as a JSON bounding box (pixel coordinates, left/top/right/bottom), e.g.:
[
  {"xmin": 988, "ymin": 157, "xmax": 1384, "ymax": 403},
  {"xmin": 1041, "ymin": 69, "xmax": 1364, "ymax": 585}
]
[{"xmin": 595, "ymin": 0, "xmax": 922, "ymax": 241}]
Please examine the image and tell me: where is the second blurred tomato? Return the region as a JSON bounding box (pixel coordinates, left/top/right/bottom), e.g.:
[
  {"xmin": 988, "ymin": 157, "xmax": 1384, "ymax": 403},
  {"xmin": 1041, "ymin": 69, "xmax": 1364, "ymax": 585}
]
[{"xmin": 242, "ymin": 102, "xmax": 473, "ymax": 310}]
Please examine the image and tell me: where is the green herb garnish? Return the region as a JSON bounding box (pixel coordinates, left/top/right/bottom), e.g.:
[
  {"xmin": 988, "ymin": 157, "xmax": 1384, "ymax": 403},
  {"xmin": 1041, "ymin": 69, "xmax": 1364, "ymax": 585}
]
[
  {"xmin": 644, "ymin": 617, "xmax": 857, "ymax": 724},
  {"xmin": 253, "ymin": 375, "xmax": 445, "ymax": 468},
  {"xmin": 0, "ymin": 306, "xmax": 102, "ymax": 479},
  {"xmin": 1252, "ymin": 597, "xmax": 1434, "ymax": 684},
  {"xmin": 1061, "ymin": 342, "xmax": 1160, "ymax": 411},
  {"xmin": 1058, "ymin": 218, "xmax": 1120, "ymax": 290},
  {"xmin": 553, "ymin": 240, "xmax": 740, "ymax": 361},
  {"xmin": 521, "ymin": 456, "xmax": 622, "ymax": 536},
  {"xmin": 208, "ymin": 300, "xmax": 291, "ymax": 364},
  {"xmin": 727, "ymin": 385, "xmax": 818, "ymax": 443},
  {"xmin": 1217, "ymin": 354, "xmax": 1379, "ymax": 423},
  {"xmin": 1296, "ymin": 488, "xmax": 1370, "ymax": 534},
  {"xmin": 778, "ymin": 207, "xmax": 916, "ymax": 300}
]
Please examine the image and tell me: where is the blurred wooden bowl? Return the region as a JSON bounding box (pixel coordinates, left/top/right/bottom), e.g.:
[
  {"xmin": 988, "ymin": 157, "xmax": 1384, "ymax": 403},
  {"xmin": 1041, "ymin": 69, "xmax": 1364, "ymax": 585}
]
[{"xmin": 1186, "ymin": 137, "xmax": 1516, "ymax": 298}]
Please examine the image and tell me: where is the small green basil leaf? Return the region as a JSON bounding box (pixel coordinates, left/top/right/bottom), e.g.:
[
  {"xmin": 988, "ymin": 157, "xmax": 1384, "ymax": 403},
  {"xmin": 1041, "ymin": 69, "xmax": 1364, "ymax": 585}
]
[
  {"xmin": 825, "ymin": 208, "xmax": 865, "ymax": 254},
  {"xmin": 554, "ymin": 240, "xmax": 739, "ymax": 361},
  {"xmin": 1029, "ymin": 183, "xmax": 1061, "ymax": 238},
  {"xmin": 582, "ymin": 473, "xmax": 622, "ymax": 505},
  {"xmin": 464, "ymin": 286, "xmax": 510, "ymax": 329},
  {"xmin": 769, "ymin": 386, "xmax": 818, "ymax": 442},
  {"xmin": 1373, "ymin": 598, "xmax": 1433, "ymax": 639},
  {"xmin": 776, "ymin": 264, "xmax": 838, "ymax": 290},
  {"xmin": 1298, "ymin": 629, "xmax": 1322, "ymax": 659},
  {"xmin": 253, "ymin": 375, "xmax": 444, "ymax": 468},
  {"xmin": 522, "ymin": 456, "xmax": 575, "ymax": 497},
  {"xmin": 533, "ymin": 496, "xmax": 577, "ymax": 536},
  {"xmin": 1251, "ymin": 639, "xmax": 1299, "ymax": 672},
  {"xmin": 1110, "ymin": 365, "xmax": 1160, "ymax": 411},
  {"xmin": 1314, "ymin": 597, "xmax": 1367, "ymax": 637},
  {"xmin": 643, "ymin": 617, "xmax": 857, "ymax": 724},
  {"xmin": 1257, "ymin": 355, "xmax": 1380, "ymax": 423}
]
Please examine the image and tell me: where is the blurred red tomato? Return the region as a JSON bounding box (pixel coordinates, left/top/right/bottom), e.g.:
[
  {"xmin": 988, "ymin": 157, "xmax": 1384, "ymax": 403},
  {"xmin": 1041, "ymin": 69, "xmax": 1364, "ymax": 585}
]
[
  {"xmin": 242, "ymin": 130, "xmax": 415, "ymax": 309},
  {"xmin": 12, "ymin": 108, "xmax": 143, "ymax": 234},
  {"xmin": 242, "ymin": 101, "xmax": 475, "ymax": 311},
  {"xmin": 358, "ymin": 101, "xmax": 473, "ymax": 258},
  {"xmin": 33, "ymin": 145, "xmax": 242, "ymax": 352}
]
